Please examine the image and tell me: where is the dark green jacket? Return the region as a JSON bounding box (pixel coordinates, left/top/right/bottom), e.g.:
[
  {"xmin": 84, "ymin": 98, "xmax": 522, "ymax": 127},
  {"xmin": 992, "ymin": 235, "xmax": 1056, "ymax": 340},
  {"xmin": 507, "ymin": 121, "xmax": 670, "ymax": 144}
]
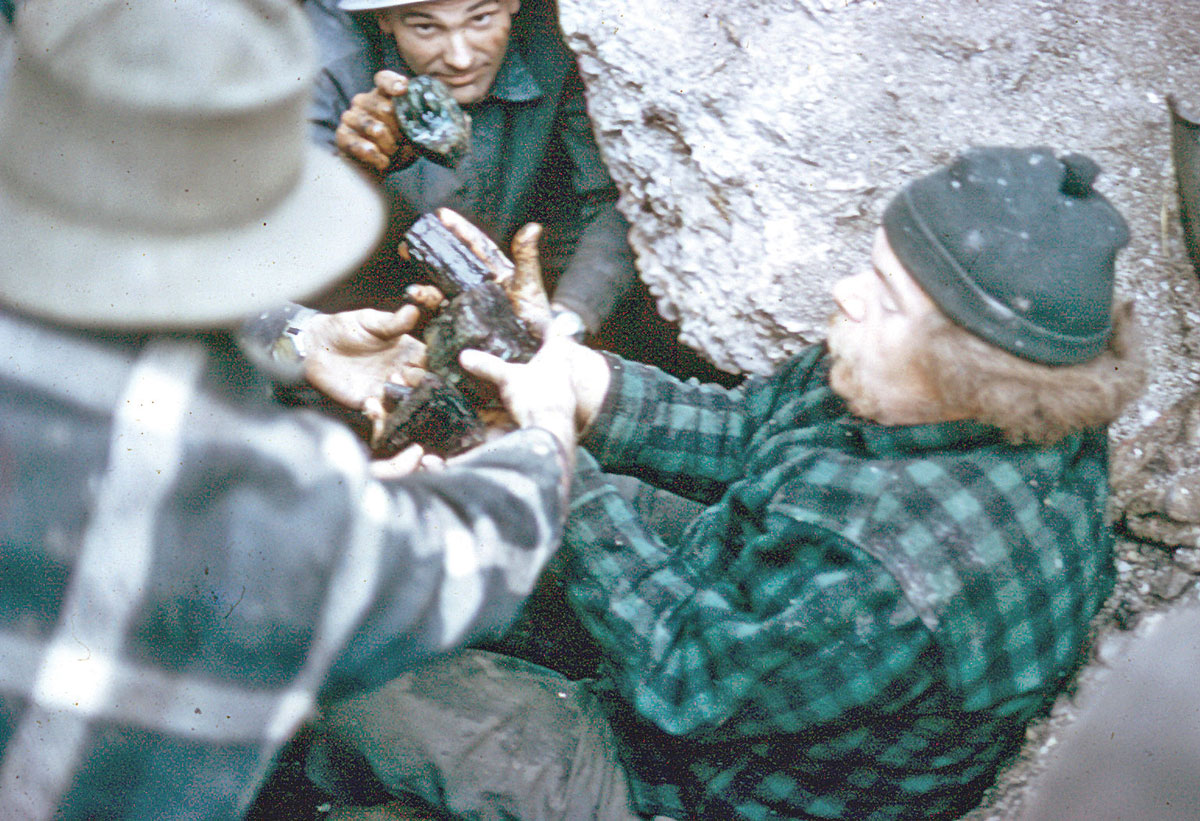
[
  {"xmin": 302, "ymin": 0, "xmax": 636, "ymax": 331},
  {"xmin": 565, "ymin": 346, "xmax": 1115, "ymax": 819}
]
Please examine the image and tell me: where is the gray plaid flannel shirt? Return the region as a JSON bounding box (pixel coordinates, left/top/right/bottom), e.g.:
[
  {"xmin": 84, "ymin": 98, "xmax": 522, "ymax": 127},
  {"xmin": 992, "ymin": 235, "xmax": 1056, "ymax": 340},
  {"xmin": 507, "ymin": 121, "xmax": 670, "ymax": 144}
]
[
  {"xmin": 564, "ymin": 346, "xmax": 1115, "ymax": 820},
  {"xmin": 0, "ymin": 308, "xmax": 567, "ymax": 820}
]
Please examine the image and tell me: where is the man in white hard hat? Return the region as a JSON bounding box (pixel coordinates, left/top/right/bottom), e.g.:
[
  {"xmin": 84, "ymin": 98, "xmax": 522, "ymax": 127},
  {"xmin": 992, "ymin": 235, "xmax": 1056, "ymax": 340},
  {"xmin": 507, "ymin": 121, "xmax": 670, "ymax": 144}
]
[
  {"xmin": 285, "ymin": 0, "xmax": 738, "ymax": 386},
  {"xmin": 0, "ymin": 1, "xmax": 583, "ymax": 817}
]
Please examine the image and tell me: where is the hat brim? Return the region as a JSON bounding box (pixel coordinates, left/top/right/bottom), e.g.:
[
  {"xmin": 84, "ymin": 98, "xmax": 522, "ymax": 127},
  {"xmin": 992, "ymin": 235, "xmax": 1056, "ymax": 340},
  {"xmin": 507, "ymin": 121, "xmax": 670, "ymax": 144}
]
[
  {"xmin": 339, "ymin": 0, "xmax": 428, "ymax": 11},
  {"xmin": 0, "ymin": 147, "xmax": 386, "ymax": 329}
]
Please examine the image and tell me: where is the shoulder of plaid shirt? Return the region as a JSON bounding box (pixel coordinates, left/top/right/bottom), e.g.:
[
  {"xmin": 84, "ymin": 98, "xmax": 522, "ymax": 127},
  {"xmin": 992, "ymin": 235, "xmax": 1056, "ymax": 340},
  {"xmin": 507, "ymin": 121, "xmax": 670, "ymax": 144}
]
[{"xmin": 0, "ymin": 306, "xmax": 569, "ymax": 821}]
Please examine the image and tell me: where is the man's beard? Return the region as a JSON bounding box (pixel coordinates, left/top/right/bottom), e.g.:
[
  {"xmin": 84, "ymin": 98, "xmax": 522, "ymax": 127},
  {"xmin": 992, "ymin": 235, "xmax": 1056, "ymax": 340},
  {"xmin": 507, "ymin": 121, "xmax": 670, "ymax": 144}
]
[
  {"xmin": 826, "ymin": 313, "xmax": 879, "ymax": 420},
  {"xmin": 829, "ymin": 353, "xmax": 885, "ymax": 421}
]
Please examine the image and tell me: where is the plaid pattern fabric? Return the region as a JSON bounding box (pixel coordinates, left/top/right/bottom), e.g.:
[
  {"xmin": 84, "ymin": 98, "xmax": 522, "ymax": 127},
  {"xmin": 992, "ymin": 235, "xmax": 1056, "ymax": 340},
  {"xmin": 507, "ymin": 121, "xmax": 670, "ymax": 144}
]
[
  {"xmin": 0, "ymin": 310, "xmax": 567, "ymax": 820},
  {"xmin": 564, "ymin": 346, "xmax": 1114, "ymax": 820}
]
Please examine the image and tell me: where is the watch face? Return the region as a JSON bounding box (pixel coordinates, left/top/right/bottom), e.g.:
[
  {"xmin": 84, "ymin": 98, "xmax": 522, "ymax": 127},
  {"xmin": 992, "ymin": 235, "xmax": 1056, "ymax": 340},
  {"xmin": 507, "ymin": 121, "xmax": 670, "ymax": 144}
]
[{"xmin": 272, "ymin": 325, "xmax": 307, "ymax": 365}]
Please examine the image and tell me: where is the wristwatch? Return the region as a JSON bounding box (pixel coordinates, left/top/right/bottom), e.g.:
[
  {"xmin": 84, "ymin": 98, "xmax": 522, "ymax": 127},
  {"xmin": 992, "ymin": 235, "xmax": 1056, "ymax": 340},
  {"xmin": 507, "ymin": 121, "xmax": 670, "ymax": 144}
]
[
  {"xmin": 548, "ymin": 307, "xmax": 586, "ymax": 342},
  {"xmin": 270, "ymin": 307, "xmax": 319, "ymax": 368}
]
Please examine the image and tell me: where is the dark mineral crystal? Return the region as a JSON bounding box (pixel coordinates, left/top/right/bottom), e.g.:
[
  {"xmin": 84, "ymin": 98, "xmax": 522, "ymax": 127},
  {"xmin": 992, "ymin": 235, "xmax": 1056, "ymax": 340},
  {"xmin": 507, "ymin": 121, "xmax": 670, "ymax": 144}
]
[
  {"xmin": 403, "ymin": 212, "xmax": 491, "ymax": 298},
  {"xmin": 424, "ymin": 281, "xmax": 540, "ymax": 405},
  {"xmin": 372, "ymin": 374, "xmax": 486, "ymax": 458},
  {"xmin": 394, "ymin": 75, "xmax": 471, "ymax": 168},
  {"xmin": 370, "ymin": 214, "xmax": 541, "ymax": 458}
]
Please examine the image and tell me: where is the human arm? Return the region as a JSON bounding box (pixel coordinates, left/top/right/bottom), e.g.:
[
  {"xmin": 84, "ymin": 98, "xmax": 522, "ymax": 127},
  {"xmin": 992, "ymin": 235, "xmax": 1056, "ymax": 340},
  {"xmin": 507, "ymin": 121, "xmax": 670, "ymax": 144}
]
[
  {"xmin": 0, "ymin": 323, "xmax": 571, "ymax": 816},
  {"xmin": 142, "ymin": 344, "xmax": 573, "ymax": 703},
  {"xmin": 538, "ymin": 72, "xmax": 639, "ymax": 333},
  {"xmin": 321, "ymin": 425, "xmax": 571, "ymax": 698}
]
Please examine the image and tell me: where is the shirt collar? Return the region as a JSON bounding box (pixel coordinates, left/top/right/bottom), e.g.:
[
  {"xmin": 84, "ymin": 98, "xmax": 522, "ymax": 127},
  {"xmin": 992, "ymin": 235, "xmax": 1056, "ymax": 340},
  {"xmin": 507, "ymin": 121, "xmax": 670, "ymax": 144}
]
[
  {"xmin": 484, "ymin": 48, "xmax": 542, "ymax": 103},
  {"xmin": 852, "ymin": 416, "xmax": 1007, "ymax": 457}
]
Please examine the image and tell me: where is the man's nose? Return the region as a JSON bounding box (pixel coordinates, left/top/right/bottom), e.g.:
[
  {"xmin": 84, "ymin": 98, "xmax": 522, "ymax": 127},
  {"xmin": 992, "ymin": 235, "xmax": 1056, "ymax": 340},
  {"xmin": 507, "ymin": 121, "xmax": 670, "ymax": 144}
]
[
  {"xmin": 443, "ymin": 32, "xmax": 473, "ymax": 70},
  {"xmin": 831, "ymin": 275, "xmax": 868, "ymax": 322}
]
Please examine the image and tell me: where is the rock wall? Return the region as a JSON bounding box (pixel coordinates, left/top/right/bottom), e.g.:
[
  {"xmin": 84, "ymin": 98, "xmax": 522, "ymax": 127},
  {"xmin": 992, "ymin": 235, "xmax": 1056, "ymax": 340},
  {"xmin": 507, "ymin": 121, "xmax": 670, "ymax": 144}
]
[{"xmin": 557, "ymin": 0, "xmax": 1200, "ymax": 816}]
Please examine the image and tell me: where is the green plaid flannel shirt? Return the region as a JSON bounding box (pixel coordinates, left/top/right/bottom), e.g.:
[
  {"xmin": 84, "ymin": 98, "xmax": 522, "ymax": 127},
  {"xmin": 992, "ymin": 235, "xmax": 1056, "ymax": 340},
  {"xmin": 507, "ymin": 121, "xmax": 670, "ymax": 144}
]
[{"xmin": 563, "ymin": 346, "xmax": 1114, "ymax": 820}]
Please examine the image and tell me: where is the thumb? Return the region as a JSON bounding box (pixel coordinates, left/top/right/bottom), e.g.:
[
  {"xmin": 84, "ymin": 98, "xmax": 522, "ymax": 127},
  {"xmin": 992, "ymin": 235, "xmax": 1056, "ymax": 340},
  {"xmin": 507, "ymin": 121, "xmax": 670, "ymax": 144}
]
[
  {"xmin": 459, "ymin": 348, "xmax": 510, "ymax": 386},
  {"xmin": 359, "ymin": 304, "xmax": 420, "ymax": 339},
  {"xmin": 507, "ymin": 222, "xmax": 552, "ymax": 332}
]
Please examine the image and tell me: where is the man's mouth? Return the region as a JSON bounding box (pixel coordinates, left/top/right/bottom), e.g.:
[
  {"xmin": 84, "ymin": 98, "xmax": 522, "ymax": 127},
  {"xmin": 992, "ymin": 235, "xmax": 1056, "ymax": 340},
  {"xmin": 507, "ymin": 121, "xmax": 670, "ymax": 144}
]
[{"xmin": 438, "ymin": 71, "xmax": 483, "ymax": 88}]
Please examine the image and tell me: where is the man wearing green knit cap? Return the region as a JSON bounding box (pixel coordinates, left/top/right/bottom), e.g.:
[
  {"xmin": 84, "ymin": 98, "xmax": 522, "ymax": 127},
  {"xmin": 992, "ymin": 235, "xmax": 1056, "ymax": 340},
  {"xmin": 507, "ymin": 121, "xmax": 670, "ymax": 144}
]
[{"xmin": 308, "ymin": 147, "xmax": 1147, "ymax": 821}]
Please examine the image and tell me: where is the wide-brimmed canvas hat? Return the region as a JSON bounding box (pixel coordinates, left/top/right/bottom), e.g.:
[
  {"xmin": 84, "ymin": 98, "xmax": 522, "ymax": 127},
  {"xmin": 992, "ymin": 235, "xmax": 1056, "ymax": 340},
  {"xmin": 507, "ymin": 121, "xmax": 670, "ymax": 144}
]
[{"xmin": 0, "ymin": 0, "xmax": 385, "ymax": 329}]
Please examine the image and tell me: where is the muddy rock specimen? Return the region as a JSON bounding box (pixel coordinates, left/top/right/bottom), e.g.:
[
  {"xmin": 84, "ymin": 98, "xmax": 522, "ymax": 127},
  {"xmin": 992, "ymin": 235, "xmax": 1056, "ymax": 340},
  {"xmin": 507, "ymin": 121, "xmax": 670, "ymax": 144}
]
[
  {"xmin": 372, "ymin": 374, "xmax": 487, "ymax": 459},
  {"xmin": 372, "ymin": 215, "xmax": 540, "ymax": 458},
  {"xmin": 423, "ymin": 281, "xmax": 539, "ymax": 405}
]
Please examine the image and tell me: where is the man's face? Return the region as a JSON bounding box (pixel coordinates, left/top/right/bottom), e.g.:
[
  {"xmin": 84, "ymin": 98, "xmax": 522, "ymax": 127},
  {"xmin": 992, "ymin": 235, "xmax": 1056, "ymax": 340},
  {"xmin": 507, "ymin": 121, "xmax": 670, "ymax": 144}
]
[
  {"xmin": 377, "ymin": 0, "xmax": 520, "ymax": 106},
  {"xmin": 826, "ymin": 228, "xmax": 944, "ymax": 426}
]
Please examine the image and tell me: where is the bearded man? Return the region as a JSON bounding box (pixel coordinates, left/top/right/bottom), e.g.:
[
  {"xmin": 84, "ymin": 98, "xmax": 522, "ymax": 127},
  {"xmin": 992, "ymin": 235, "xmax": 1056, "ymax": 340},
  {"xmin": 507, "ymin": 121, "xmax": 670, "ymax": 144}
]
[{"xmin": 306, "ymin": 146, "xmax": 1146, "ymax": 821}]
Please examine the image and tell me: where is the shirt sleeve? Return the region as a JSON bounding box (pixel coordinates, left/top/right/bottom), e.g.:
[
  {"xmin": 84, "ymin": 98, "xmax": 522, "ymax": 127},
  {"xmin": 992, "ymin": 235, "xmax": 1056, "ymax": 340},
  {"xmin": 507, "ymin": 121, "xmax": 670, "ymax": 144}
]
[
  {"xmin": 581, "ymin": 352, "xmax": 814, "ymax": 501},
  {"xmin": 0, "ymin": 324, "xmax": 571, "ymax": 817},
  {"xmin": 543, "ymin": 72, "xmax": 640, "ymax": 331},
  {"xmin": 302, "ymin": 1, "xmax": 382, "ymax": 150},
  {"xmin": 562, "ymin": 451, "xmax": 934, "ymax": 739},
  {"xmin": 236, "ymin": 302, "xmax": 319, "ymax": 372},
  {"xmin": 317, "ymin": 426, "xmax": 571, "ymax": 700}
]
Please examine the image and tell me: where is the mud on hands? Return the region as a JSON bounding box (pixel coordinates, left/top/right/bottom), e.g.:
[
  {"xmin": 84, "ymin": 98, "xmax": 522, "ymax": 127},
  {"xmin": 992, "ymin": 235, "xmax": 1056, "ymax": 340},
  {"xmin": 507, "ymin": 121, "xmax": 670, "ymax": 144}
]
[{"xmin": 369, "ymin": 209, "xmax": 553, "ymax": 459}]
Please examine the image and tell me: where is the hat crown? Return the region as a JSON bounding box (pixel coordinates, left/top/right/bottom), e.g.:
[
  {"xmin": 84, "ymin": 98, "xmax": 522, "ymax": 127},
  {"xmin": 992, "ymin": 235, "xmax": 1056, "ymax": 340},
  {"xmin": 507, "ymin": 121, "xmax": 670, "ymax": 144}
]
[
  {"xmin": 0, "ymin": 0, "xmax": 314, "ymax": 235},
  {"xmin": 0, "ymin": 0, "xmax": 385, "ymax": 329},
  {"xmin": 18, "ymin": 0, "xmax": 312, "ymax": 115},
  {"xmin": 883, "ymin": 146, "xmax": 1129, "ymax": 365}
]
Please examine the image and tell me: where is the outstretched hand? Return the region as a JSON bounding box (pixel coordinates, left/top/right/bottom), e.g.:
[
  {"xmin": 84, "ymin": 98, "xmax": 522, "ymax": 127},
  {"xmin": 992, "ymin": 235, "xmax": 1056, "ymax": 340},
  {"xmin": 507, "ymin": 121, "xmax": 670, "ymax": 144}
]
[{"xmin": 303, "ymin": 305, "xmax": 428, "ymax": 410}]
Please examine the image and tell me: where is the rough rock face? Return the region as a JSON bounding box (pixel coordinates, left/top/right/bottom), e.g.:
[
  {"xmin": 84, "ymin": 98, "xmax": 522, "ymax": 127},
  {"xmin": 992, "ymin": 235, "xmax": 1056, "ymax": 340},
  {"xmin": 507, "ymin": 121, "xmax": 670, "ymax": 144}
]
[
  {"xmin": 558, "ymin": 0, "xmax": 1200, "ymax": 402},
  {"xmin": 557, "ymin": 0, "xmax": 1200, "ymax": 816}
]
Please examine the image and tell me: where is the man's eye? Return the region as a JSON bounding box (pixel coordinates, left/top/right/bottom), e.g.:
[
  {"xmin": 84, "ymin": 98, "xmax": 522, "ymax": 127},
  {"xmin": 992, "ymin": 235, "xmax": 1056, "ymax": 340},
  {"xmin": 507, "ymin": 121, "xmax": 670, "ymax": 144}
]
[
  {"xmin": 472, "ymin": 13, "xmax": 493, "ymax": 25},
  {"xmin": 409, "ymin": 23, "xmax": 437, "ymax": 35}
]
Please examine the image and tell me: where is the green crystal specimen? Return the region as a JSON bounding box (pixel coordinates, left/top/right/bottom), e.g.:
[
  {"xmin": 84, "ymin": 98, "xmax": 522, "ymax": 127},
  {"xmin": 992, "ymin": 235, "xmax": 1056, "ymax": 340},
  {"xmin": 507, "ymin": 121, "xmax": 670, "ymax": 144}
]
[{"xmin": 395, "ymin": 75, "xmax": 472, "ymax": 168}]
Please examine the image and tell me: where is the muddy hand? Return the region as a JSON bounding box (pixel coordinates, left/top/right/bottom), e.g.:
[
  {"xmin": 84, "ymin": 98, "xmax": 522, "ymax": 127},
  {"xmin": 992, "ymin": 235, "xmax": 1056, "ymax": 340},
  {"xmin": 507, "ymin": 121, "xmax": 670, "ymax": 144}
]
[
  {"xmin": 506, "ymin": 223, "xmax": 553, "ymax": 333},
  {"xmin": 433, "ymin": 209, "xmax": 552, "ymax": 332},
  {"xmin": 335, "ymin": 70, "xmax": 420, "ymax": 172}
]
